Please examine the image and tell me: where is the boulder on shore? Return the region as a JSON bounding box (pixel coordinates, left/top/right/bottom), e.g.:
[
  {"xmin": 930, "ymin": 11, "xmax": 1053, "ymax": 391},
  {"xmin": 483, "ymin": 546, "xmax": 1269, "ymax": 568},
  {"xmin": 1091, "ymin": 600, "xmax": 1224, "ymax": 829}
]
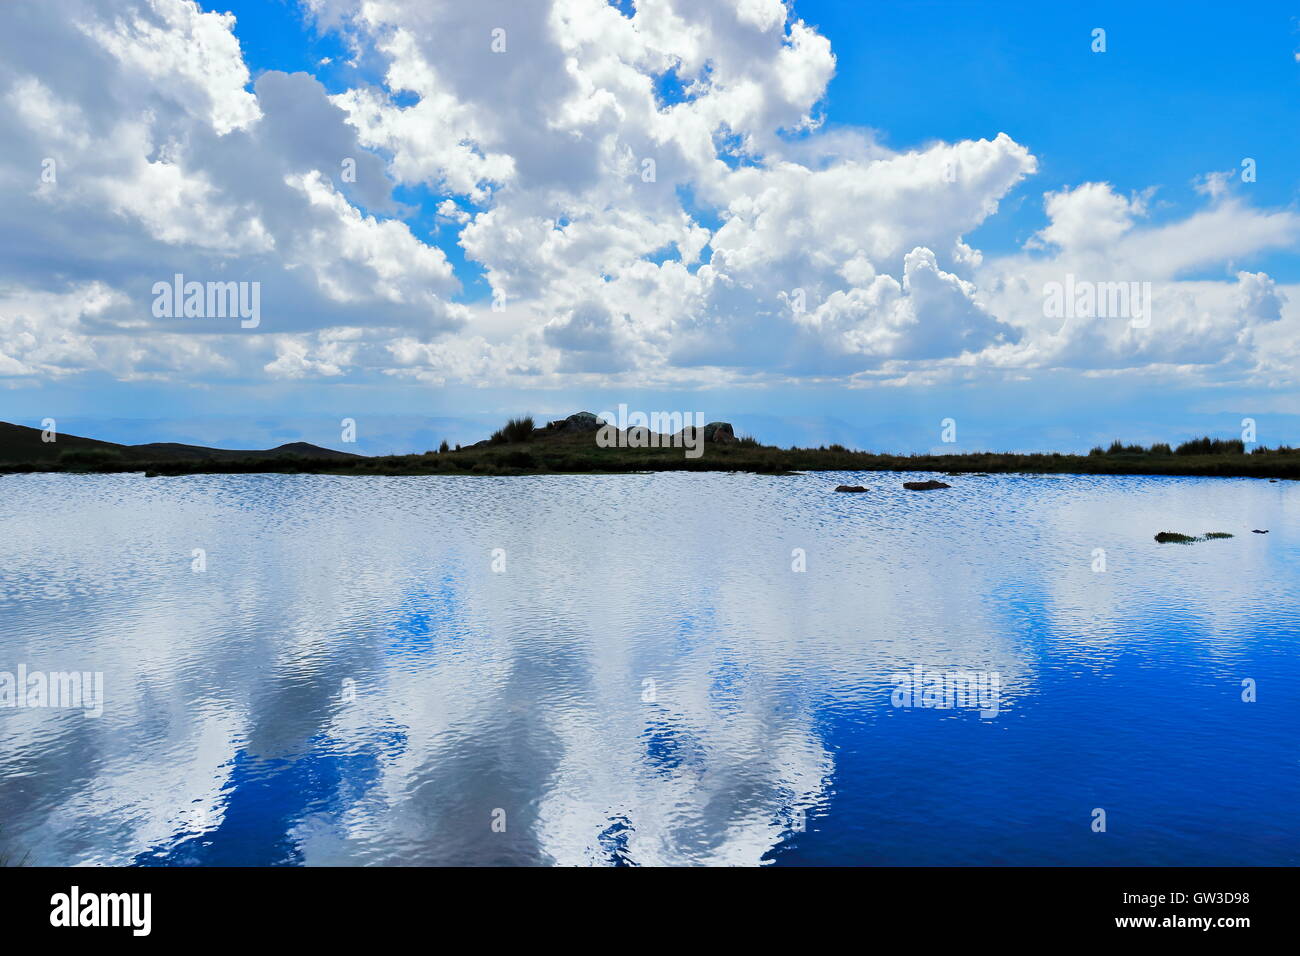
[
  {"xmin": 703, "ymin": 421, "xmax": 736, "ymax": 443},
  {"xmin": 834, "ymin": 484, "xmax": 868, "ymax": 493},
  {"xmin": 546, "ymin": 411, "xmax": 602, "ymax": 433},
  {"xmin": 903, "ymin": 479, "xmax": 951, "ymax": 491}
]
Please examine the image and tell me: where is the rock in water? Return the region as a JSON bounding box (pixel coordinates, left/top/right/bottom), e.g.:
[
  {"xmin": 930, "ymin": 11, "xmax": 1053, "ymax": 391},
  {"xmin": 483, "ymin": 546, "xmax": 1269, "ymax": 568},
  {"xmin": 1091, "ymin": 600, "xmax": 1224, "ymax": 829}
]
[
  {"xmin": 903, "ymin": 479, "xmax": 951, "ymax": 490},
  {"xmin": 1252, "ymin": 529, "xmax": 1269, "ymax": 534},
  {"xmin": 834, "ymin": 485, "xmax": 868, "ymax": 493}
]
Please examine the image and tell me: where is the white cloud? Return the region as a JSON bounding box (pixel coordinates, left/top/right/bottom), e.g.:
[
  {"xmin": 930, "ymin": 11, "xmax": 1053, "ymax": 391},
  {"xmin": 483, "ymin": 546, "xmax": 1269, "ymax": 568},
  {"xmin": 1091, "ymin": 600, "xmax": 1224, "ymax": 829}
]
[
  {"xmin": 1033, "ymin": 181, "xmax": 1146, "ymax": 253},
  {"xmin": 80, "ymin": 0, "xmax": 261, "ymax": 136},
  {"xmin": 0, "ymin": 0, "xmax": 1296, "ymax": 394},
  {"xmin": 975, "ymin": 182, "xmax": 1298, "ymax": 376},
  {"xmin": 0, "ymin": 0, "xmax": 472, "ymax": 385},
  {"xmin": 284, "ymin": 170, "xmax": 460, "ymax": 311}
]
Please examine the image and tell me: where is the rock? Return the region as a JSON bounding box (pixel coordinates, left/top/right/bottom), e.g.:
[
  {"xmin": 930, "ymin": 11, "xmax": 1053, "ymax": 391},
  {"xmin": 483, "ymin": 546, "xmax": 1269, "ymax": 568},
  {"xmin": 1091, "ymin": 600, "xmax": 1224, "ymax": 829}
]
[
  {"xmin": 1252, "ymin": 529, "xmax": 1269, "ymax": 534},
  {"xmin": 834, "ymin": 485, "xmax": 868, "ymax": 493},
  {"xmin": 903, "ymin": 479, "xmax": 951, "ymax": 490},
  {"xmin": 703, "ymin": 421, "xmax": 735, "ymax": 443},
  {"xmin": 547, "ymin": 411, "xmax": 602, "ymax": 433}
]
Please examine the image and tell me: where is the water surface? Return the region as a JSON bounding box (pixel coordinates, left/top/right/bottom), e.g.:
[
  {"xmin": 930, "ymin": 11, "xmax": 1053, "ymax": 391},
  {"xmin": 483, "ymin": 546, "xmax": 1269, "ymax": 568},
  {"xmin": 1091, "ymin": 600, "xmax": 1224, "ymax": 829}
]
[{"xmin": 0, "ymin": 471, "xmax": 1296, "ymax": 865}]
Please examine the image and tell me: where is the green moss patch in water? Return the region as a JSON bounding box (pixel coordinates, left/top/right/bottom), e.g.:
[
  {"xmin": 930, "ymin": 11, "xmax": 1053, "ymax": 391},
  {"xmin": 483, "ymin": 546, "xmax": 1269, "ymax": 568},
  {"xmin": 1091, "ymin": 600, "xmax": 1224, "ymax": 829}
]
[{"xmin": 1155, "ymin": 531, "xmax": 1234, "ymax": 543}]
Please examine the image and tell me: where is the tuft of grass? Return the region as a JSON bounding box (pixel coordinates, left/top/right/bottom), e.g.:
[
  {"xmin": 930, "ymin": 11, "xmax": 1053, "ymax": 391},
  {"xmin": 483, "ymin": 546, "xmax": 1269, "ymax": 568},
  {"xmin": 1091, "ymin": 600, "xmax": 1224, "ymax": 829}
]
[
  {"xmin": 1175, "ymin": 436, "xmax": 1245, "ymax": 456},
  {"xmin": 1202, "ymin": 531, "xmax": 1234, "ymax": 539},
  {"xmin": 490, "ymin": 415, "xmax": 536, "ymax": 445}
]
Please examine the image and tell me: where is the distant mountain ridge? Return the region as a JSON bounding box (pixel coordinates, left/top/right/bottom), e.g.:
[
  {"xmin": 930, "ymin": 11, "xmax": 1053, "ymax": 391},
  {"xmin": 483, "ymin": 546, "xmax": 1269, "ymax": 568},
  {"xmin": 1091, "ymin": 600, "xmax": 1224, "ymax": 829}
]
[{"xmin": 0, "ymin": 421, "xmax": 358, "ymax": 464}]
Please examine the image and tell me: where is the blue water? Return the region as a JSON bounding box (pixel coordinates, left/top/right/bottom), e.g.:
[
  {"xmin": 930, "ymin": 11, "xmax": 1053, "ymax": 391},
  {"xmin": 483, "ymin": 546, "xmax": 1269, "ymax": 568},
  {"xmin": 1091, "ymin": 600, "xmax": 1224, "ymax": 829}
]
[{"xmin": 0, "ymin": 471, "xmax": 1296, "ymax": 865}]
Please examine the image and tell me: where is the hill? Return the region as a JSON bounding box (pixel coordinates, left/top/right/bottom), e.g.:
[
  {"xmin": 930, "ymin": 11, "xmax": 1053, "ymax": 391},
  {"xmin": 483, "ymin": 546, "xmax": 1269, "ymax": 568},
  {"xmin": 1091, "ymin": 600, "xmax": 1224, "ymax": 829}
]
[{"xmin": 0, "ymin": 422, "xmax": 357, "ymax": 465}]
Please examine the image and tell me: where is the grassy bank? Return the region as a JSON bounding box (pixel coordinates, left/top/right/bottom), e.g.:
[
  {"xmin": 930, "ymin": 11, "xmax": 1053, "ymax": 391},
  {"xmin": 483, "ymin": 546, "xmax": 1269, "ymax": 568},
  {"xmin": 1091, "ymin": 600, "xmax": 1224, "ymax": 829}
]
[{"xmin": 3, "ymin": 426, "xmax": 1298, "ymax": 480}]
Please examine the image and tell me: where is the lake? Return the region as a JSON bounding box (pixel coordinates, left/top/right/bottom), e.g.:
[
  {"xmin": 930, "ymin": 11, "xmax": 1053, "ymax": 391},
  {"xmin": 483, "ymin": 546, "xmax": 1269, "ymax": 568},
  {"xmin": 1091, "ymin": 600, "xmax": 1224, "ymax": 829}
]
[{"xmin": 0, "ymin": 471, "xmax": 1296, "ymax": 865}]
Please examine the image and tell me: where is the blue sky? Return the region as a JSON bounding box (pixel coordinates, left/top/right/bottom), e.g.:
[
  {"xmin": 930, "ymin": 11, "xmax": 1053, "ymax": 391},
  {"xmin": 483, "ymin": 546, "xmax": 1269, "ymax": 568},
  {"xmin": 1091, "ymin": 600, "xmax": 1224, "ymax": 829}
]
[
  {"xmin": 216, "ymin": 0, "xmax": 1300, "ymax": 276},
  {"xmin": 2, "ymin": 0, "xmax": 1299, "ymax": 454},
  {"xmin": 813, "ymin": 0, "xmax": 1300, "ymax": 280}
]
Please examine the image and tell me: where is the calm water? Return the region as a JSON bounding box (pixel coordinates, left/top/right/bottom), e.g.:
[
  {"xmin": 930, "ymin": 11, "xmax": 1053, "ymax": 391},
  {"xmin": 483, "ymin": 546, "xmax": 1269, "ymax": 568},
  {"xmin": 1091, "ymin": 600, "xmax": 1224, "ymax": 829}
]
[{"xmin": 0, "ymin": 471, "xmax": 1296, "ymax": 866}]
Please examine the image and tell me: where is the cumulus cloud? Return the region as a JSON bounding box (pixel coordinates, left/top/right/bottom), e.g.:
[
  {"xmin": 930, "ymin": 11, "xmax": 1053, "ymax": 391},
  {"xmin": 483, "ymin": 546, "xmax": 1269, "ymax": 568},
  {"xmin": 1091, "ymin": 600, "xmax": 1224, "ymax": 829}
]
[
  {"xmin": 0, "ymin": 0, "xmax": 1296, "ymax": 393},
  {"xmin": 0, "ymin": 0, "xmax": 465, "ymax": 385},
  {"xmin": 1032, "ymin": 182, "xmax": 1147, "ymax": 253},
  {"xmin": 80, "ymin": 0, "xmax": 262, "ymax": 135},
  {"xmin": 974, "ymin": 181, "xmax": 1299, "ymax": 377}
]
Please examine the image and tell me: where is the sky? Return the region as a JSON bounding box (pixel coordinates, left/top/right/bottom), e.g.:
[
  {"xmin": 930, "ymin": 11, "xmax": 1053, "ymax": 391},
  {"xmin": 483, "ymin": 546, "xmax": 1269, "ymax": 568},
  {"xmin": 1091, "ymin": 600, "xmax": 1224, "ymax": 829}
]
[{"xmin": 2, "ymin": 0, "xmax": 1299, "ymax": 454}]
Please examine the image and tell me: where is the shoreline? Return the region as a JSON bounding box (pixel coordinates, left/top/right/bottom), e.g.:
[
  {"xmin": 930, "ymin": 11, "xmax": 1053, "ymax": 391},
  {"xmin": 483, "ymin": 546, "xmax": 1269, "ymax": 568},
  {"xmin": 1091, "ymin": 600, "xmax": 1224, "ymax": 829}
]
[
  {"xmin": 4, "ymin": 451, "xmax": 1297, "ymax": 480},
  {"xmin": 6, "ymin": 417, "xmax": 1298, "ymax": 480}
]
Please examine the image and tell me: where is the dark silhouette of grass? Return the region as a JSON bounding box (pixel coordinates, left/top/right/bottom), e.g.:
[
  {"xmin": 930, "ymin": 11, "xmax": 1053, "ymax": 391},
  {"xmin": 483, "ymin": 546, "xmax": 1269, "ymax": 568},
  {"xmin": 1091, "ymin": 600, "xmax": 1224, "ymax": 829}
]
[
  {"xmin": 58, "ymin": 447, "xmax": 123, "ymax": 465},
  {"xmin": 1155, "ymin": 531, "xmax": 1235, "ymax": 543},
  {"xmin": 1176, "ymin": 437, "xmax": 1245, "ymax": 456},
  {"xmin": 490, "ymin": 415, "xmax": 535, "ymax": 445},
  {"xmin": 3, "ymin": 425, "xmax": 1298, "ymax": 479}
]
